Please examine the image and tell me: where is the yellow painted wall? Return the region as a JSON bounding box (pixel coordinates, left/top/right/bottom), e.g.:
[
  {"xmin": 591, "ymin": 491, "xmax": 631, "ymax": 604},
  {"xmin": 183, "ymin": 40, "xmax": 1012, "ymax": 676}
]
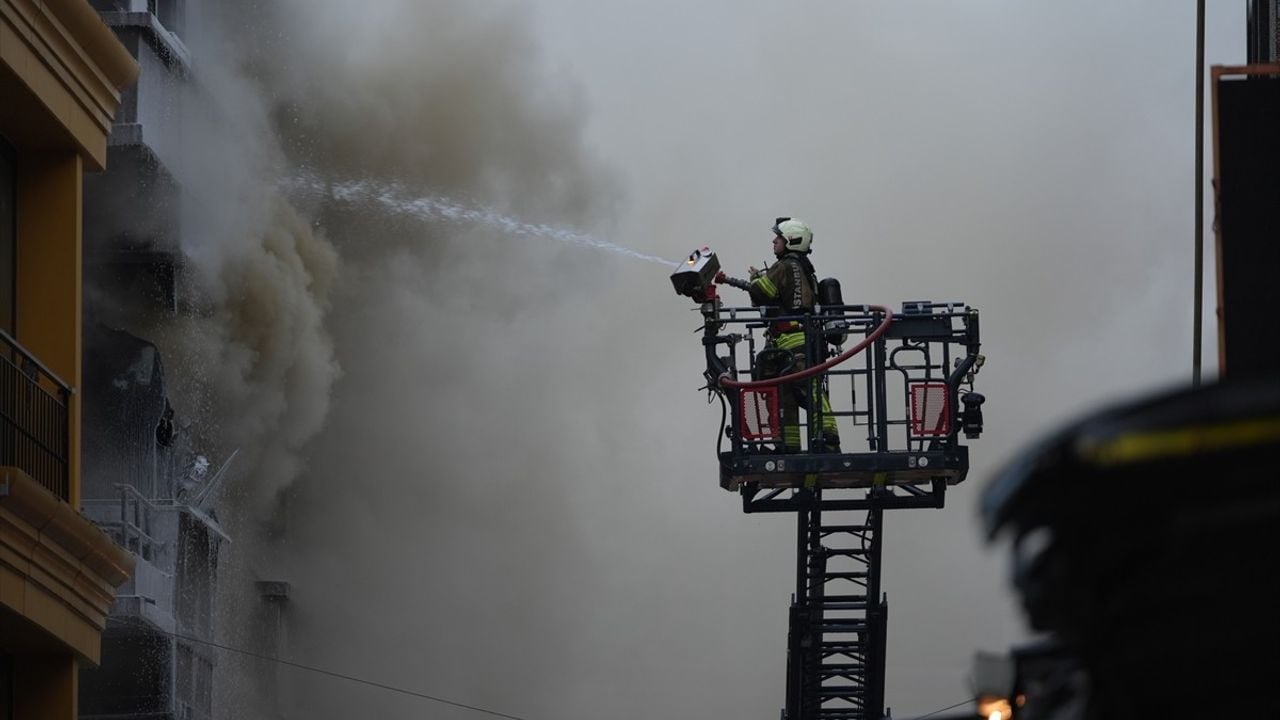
[
  {"xmin": 0, "ymin": 3, "xmax": 136, "ymax": 719},
  {"xmin": 13, "ymin": 656, "xmax": 76, "ymax": 720},
  {"xmin": 14, "ymin": 151, "xmax": 81, "ymax": 508},
  {"xmin": 0, "ymin": 0, "xmax": 138, "ymax": 171}
]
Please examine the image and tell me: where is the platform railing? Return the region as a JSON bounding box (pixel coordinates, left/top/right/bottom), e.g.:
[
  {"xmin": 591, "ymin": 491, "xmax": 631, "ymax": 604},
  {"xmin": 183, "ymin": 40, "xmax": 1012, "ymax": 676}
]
[
  {"xmin": 709, "ymin": 303, "xmax": 978, "ymax": 458},
  {"xmin": 0, "ymin": 329, "xmax": 71, "ymax": 500}
]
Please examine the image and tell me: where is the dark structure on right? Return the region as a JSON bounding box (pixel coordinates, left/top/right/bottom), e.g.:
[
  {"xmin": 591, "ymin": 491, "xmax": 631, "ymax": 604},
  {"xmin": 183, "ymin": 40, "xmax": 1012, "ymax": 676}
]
[
  {"xmin": 1211, "ymin": 2, "xmax": 1280, "ymax": 379},
  {"xmin": 980, "ymin": 377, "xmax": 1280, "ymax": 719},
  {"xmin": 969, "ymin": 6, "xmax": 1280, "ymax": 718}
]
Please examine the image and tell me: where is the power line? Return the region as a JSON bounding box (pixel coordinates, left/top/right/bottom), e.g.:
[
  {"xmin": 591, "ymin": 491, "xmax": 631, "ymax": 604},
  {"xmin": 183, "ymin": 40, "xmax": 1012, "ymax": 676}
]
[
  {"xmin": 106, "ymin": 617, "xmax": 530, "ymax": 720},
  {"xmin": 109, "ymin": 616, "xmax": 976, "ymax": 720},
  {"xmin": 1192, "ymin": 0, "xmax": 1205, "ymax": 386},
  {"xmin": 906, "ymin": 696, "xmax": 977, "ymax": 719}
]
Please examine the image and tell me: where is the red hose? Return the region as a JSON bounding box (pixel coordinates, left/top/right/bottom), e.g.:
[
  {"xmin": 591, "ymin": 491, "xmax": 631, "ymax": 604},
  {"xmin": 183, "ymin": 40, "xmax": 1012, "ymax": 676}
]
[{"xmin": 720, "ymin": 305, "xmax": 894, "ymax": 390}]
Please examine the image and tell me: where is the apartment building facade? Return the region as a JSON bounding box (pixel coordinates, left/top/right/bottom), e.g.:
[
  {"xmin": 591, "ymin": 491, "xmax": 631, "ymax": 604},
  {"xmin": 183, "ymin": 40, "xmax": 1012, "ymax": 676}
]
[{"xmin": 0, "ymin": 0, "xmax": 138, "ymax": 717}]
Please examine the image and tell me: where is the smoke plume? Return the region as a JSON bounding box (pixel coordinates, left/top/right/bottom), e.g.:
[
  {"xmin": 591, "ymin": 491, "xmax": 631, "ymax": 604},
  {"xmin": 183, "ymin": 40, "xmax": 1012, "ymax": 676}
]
[
  {"xmin": 123, "ymin": 1, "xmax": 1250, "ymax": 719},
  {"xmin": 147, "ymin": 1, "xmax": 635, "ymax": 718}
]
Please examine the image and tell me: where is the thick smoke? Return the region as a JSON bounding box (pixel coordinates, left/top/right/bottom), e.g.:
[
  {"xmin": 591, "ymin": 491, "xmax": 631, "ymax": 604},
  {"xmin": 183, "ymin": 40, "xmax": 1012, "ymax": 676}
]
[
  {"xmin": 151, "ymin": 194, "xmax": 339, "ymax": 518},
  {"xmin": 134, "ymin": 2, "xmax": 1249, "ymax": 719},
  {"xmin": 154, "ymin": 1, "xmax": 632, "ymax": 719}
]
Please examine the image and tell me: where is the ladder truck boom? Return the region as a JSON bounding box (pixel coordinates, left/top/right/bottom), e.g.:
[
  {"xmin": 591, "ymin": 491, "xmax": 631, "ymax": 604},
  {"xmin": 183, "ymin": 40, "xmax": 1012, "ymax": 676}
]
[{"xmin": 672, "ymin": 247, "xmax": 989, "ymax": 720}]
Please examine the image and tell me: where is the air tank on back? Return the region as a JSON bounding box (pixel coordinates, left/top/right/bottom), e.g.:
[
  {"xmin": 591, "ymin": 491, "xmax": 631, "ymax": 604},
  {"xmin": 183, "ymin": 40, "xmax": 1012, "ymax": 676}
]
[{"xmin": 818, "ymin": 277, "xmax": 848, "ymax": 346}]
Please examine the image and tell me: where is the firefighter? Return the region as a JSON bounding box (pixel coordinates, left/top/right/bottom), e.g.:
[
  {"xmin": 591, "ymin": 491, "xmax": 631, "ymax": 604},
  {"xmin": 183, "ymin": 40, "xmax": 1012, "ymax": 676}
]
[{"xmin": 719, "ymin": 217, "xmax": 840, "ymax": 453}]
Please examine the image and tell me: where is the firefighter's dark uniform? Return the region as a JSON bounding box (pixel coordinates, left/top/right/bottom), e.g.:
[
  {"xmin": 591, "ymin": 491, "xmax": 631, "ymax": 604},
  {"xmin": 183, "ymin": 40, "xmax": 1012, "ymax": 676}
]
[{"xmin": 747, "ymin": 252, "xmax": 840, "ymax": 452}]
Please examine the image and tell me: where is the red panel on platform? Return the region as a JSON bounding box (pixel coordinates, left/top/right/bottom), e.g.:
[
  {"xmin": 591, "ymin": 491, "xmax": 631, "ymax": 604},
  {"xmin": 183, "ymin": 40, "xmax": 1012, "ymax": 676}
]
[
  {"xmin": 910, "ymin": 383, "xmax": 951, "ymax": 436},
  {"xmin": 739, "ymin": 388, "xmax": 781, "ymax": 441}
]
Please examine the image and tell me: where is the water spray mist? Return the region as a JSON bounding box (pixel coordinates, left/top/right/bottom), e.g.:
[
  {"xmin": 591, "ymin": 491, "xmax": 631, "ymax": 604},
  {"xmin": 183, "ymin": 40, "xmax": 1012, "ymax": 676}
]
[{"xmin": 284, "ymin": 172, "xmax": 678, "ymax": 267}]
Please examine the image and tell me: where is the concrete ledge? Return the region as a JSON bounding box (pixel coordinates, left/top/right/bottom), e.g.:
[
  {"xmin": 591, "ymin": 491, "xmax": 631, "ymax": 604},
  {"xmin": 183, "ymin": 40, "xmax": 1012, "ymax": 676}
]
[
  {"xmin": 0, "ymin": 468, "xmax": 132, "ymax": 585},
  {"xmin": 99, "ymin": 10, "xmax": 190, "ymax": 72},
  {"xmin": 1, "ymin": 0, "xmax": 138, "ymax": 168},
  {"xmin": 106, "ymin": 120, "xmax": 143, "ymax": 146},
  {"xmin": 0, "ymin": 467, "xmax": 135, "ymax": 663},
  {"xmin": 44, "ymin": 0, "xmax": 139, "ymax": 89}
]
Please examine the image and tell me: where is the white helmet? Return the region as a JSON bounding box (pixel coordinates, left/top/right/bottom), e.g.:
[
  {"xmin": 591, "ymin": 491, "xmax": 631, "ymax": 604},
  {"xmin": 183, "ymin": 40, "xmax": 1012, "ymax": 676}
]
[{"xmin": 773, "ymin": 217, "xmax": 813, "ymax": 253}]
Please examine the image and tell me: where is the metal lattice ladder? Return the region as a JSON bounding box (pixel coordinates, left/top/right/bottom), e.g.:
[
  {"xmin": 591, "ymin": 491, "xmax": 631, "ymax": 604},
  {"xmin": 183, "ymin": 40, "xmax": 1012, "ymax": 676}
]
[
  {"xmin": 688, "ymin": 300, "xmax": 985, "ymax": 720},
  {"xmin": 786, "ymin": 491, "xmax": 888, "ymax": 720}
]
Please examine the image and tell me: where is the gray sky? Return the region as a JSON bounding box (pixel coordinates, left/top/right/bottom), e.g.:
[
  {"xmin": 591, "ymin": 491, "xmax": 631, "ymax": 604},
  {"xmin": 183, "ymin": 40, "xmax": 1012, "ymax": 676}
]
[
  {"xmin": 182, "ymin": 3, "xmax": 1248, "ymax": 719},
  {"xmin": 514, "ymin": 2, "xmax": 1244, "ymax": 715}
]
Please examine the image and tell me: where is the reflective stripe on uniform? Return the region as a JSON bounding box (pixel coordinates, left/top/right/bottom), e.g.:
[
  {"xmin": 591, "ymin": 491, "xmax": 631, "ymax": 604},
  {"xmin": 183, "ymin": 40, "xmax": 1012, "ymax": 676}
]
[
  {"xmin": 776, "ymin": 332, "xmax": 805, "ymax": 350},
  {"xmin": 819, "ymin": 395, "xmax": 838, "ymax": 433},
  {"xmin": 783, "ymin": 426, "xmax": 802, "ymax": 446},
  {"xmin": 753, "ymin": 274, "xmax": 778, "ymax": 298}
]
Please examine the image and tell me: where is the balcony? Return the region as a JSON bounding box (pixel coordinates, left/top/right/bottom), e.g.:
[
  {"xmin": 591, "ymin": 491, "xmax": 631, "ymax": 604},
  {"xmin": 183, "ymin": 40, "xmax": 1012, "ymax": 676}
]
[
  {"xmin": 83, "ymin": 0, "xmax": 189, "ymax": 288},
  {"xmin": 0, "ymin": 329, "xmax": 71, "ymax": 500}
]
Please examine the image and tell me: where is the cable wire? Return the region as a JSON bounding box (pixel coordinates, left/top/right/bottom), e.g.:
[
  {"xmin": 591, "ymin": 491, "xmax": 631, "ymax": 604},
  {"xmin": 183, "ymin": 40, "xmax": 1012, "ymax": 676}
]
[
  {"xmin": 1192, "ymin": 0, "xmax": 1205, "ymax": 386},
  {"xmin": 907, "ymin": 696, "xmax": 978, "ymax": 719},
  {"xmin": 108, "ymin": 623, "xmax": 973, "ymax": 720},
  {"xmin": 106, "ymin": 617, "xmax": 530, "ymax": 720},
  {"xmin": 716, "ymin": 389, "xmax": 728, "ymax": 456}
]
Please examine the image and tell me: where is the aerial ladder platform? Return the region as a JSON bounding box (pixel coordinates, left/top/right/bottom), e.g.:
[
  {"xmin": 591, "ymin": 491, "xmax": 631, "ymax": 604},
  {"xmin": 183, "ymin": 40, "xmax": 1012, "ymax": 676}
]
[{"xmin": 672, "ymin": 247, "xmax": 988, "ymax": 720}]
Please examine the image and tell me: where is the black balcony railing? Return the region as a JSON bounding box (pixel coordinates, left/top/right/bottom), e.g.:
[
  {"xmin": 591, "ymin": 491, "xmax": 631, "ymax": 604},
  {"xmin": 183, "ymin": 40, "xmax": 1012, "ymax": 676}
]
[{"xmin": 0, "ymin": 329, "xmax": 71, "ymax": 500}]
